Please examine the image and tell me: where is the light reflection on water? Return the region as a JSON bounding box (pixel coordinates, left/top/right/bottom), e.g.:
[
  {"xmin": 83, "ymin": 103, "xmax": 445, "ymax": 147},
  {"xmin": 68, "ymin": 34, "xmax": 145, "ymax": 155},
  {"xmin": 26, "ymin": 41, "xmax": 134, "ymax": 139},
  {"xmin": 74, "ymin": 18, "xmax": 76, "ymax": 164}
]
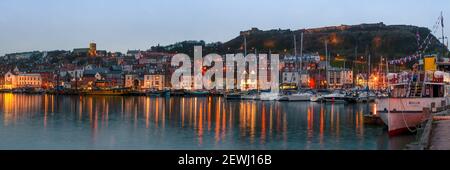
[{"xmin": 0, "ymin": 94, "xmax": 415, "ymax": 150}]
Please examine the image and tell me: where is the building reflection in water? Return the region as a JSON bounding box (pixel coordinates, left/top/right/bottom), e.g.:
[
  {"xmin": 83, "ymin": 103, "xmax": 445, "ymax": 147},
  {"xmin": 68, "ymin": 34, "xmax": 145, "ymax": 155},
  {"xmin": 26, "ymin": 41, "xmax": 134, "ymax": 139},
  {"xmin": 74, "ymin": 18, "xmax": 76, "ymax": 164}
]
[{"xmin": 0, "ymin": 94, "xmax": 403, "ymax": 149}]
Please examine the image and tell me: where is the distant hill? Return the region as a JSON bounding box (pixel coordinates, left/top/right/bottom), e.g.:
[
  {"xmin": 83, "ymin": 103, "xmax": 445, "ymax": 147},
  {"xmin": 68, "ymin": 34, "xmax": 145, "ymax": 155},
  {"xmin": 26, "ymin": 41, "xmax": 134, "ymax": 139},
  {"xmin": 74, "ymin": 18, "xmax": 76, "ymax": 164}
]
[{"xmin": 150, "ymin": 23, "xmax": 448, "ymax": 65}]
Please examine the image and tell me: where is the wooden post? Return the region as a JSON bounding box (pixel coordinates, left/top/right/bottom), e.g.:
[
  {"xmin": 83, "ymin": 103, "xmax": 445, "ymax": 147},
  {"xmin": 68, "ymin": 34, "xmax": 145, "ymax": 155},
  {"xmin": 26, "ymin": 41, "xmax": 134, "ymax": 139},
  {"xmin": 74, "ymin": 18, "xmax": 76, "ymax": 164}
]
[{"xmin": 419, "ymin": 107, "xmax": 433, "ymax": 150}]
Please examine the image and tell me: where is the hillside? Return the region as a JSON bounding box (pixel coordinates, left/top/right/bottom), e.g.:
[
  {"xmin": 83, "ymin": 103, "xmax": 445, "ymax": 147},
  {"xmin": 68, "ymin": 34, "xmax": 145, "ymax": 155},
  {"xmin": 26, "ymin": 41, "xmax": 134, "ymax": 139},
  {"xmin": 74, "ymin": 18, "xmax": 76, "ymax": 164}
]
[{"xmin": 150, "ymin": 23, "xmax": 448, "ymax": 65}]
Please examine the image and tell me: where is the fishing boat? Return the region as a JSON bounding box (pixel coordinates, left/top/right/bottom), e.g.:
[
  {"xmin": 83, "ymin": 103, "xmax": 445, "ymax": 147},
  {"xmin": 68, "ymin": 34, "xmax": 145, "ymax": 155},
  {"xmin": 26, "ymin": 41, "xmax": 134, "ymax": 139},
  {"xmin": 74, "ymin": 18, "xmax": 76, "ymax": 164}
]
[{"xmin": 377, "ymin": 71, "xmax": 450, "ymax": 136}]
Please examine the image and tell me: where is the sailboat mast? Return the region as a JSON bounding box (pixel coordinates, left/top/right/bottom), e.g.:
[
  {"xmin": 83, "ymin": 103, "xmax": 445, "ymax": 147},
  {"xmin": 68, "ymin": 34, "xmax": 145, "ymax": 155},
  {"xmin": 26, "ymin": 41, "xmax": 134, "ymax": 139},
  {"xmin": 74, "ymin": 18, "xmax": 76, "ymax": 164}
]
[
  {"xmin": 293, "ymin": 33, "xmax": 298, "ymax": 89},
  {"xmin": 379, "ymin": 57, "xmax": 383, "ymax": 90},
  {"xmin": 244, "ymin": 34, "xmax": 247, "ymax": 56},
  {"xmin": 300, "ymin": 32, "xmax": 304, "ymax": 68},
  {"xmin": 293, "ymin": 34, "xmax": 298, "ymax": 73},
  {"xmin": 442, "ymin": 12, "xmax": 445, "ymax": 56},
  {"xmin": 368, "ymin": 54, "xmax": 371, "ymax": 89},
  {"xmin": 293, "ymin": 34, "xmax": 297, "ymax": 56},
  {"xmin": 385, "ymin": 57, "xmax": 389, "ymax": 89},
  {"xmin": 354, "ymin": 46, "xmax": 357, "ymax": 87},
  {"xmin": 300, "ymin": 32, "xmax": 304, "ymax": 89},
  {"xmin": 325, "ymin": 41, "xmax": 328, "ymax": 89}
]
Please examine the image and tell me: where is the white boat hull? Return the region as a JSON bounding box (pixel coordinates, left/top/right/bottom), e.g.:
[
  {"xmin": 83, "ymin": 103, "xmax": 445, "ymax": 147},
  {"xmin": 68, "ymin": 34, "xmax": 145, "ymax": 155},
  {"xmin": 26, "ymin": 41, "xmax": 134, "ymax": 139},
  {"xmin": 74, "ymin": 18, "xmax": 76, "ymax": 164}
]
[
  {"xmin": 379, "ymin": 110, "xmax": 429, "ymax": 136},
  {"xmin": 277, "ymin": 94, "xmax": 312, "ymax": 101},
  {"xmin": 241, "ymin": 95, "xmax": 260, "ymax": 100},
  {"xmin": 310, "ymin": 95, "xmax": 323, "ymax": 102},
  {"xmin": 376, "ymin": 97, "xmax": 447, "ymax": 136},
  {"xmin": 324, "ymin": 96, "xmax": 347, "ymax": 103},
  {"xmin": 260, "ymin": 93, "xmax": 279, "ymax": 101},
  {"xmin": 287, "ymin": 94, "xmax": 312, "ymax": 101}
]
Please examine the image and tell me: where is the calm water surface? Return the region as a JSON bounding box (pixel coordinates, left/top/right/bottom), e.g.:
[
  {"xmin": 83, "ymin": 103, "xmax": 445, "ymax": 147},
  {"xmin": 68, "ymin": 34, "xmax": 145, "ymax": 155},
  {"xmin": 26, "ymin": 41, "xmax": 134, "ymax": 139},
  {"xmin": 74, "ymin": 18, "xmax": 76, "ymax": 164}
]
[{"xmin": 0, "ymin": 94, "xmax": 415, "ymax": 150}]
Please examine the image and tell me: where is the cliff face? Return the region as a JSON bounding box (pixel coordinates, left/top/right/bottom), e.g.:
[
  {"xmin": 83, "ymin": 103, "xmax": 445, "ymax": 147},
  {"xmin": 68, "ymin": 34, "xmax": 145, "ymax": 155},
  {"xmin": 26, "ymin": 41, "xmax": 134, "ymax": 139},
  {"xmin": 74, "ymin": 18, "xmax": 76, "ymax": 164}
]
[{"xmin": 152, "ymin": 23, "xmax": 447, "ymax": 63}]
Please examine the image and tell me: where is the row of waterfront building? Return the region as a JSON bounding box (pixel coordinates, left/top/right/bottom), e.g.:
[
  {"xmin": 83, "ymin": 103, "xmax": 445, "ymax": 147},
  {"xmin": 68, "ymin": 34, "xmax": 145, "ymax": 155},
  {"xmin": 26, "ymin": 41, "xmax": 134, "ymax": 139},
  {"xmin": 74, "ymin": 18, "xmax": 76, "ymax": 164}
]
[
  {"xmin": 0, "ymin": 44, "xmax": 387, "ymax": 91},
  {"xmin": 0, "ymin": 64, "xmax": 382, "ymax": 92}
]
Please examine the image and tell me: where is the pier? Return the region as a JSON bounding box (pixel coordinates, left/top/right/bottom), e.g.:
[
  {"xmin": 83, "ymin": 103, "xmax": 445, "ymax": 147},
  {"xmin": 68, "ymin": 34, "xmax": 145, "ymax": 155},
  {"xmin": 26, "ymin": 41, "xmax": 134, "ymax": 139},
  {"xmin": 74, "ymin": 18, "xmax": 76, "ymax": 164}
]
[
  {"xmin": 408, "ymin": 109, "xmax": 450, "ymax": 150},
  {"xmin": 429, "ymin": 119, "xmax": 450, "ymax": 150}
]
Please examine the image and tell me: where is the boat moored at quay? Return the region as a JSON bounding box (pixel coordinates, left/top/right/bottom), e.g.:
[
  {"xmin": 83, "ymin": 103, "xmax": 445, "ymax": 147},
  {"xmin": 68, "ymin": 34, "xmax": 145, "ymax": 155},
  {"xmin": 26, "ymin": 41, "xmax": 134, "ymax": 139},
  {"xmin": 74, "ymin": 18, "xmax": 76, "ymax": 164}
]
[{"xmin": 377, "ymin": 70, "xmax": 450, "ymax": 136}]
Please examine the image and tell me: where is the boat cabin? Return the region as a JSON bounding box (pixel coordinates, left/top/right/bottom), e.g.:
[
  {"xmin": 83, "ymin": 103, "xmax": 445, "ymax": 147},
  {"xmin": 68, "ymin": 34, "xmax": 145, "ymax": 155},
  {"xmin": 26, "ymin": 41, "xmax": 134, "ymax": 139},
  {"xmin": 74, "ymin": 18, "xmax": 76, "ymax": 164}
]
[{"xmin": 387, "ymin": 71, "xmax": 448, "ymax": 98}]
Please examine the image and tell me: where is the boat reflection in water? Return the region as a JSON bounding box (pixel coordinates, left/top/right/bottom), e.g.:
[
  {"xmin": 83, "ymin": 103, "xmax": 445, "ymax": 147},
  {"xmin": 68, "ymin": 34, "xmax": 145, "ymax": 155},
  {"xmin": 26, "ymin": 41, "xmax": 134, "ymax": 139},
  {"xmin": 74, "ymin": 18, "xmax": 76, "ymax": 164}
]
[{"xmin": 0, "ymin": 94, "xmax": 413, "ymax": 149}]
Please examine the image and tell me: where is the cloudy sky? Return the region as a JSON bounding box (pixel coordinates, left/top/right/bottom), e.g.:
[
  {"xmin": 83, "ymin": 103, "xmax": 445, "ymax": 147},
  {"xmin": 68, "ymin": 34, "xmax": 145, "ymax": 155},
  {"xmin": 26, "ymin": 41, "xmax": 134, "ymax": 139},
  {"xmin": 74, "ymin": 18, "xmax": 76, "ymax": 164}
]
[{"xmin": 0, "ymin": 0, "xmax": 449, "ymax": 55}]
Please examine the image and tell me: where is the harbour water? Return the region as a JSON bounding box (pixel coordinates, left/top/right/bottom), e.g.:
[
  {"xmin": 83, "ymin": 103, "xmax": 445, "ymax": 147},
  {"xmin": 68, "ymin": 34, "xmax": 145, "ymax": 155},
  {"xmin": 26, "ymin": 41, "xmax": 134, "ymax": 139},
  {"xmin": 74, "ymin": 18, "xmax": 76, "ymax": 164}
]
[{"xmin": 0, "ymin": 93, "xmax": 415, "ymax": 150}]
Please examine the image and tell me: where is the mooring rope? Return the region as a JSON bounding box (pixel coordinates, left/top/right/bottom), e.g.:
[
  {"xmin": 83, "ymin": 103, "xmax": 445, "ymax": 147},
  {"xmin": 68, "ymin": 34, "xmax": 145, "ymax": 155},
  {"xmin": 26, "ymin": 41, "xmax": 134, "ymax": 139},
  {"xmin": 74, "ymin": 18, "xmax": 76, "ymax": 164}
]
[{"xmin": 399, "ymin": 98, "xmax": 418, "ymax": 133}]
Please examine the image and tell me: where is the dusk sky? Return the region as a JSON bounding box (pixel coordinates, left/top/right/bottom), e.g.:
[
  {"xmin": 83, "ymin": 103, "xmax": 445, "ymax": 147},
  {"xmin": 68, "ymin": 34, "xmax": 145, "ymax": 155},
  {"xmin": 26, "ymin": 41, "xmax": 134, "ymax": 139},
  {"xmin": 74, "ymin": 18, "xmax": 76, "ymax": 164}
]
[{"xmin": 0, "ymin": 0, "xmax": 449, "ymax": 56}]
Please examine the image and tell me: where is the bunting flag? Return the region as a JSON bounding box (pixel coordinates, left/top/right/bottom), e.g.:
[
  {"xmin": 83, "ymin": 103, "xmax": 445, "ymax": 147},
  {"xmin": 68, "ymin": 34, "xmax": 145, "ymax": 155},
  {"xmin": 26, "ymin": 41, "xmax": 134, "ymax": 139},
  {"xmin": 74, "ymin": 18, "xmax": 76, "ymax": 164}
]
[
  {"xmin": 388, "ymin": 14, "xmax": 444, "ymax": 66},
  {"xmin": 388, "ymin": 54, "xmax": 421, "ymax": 65},
  {"xmin": 416, "ymin": 30, "xmax": 421, "ymax": 48}
]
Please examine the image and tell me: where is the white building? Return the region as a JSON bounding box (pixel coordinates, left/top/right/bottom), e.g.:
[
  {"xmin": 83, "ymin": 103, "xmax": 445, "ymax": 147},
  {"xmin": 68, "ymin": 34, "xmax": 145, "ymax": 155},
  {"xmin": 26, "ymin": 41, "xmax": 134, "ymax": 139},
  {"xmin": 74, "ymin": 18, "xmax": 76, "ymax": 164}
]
[
  {"xmin": 3, "ymin": 71, "xmax": 42, "ymax": 89},
  {"xmin": 17, "ymin": 74, "xmax": 42, "ymax": 87},
  {"xmin": 4, "ymin": 71, "xmax": 17, "ymax": 89},
  {"xmin": 143, "ymin": 75, "xmax": 165, "ymax": 90},
  {"xmin": 327, "ymin": 67, "xmax": 353, "ymax": 89}
]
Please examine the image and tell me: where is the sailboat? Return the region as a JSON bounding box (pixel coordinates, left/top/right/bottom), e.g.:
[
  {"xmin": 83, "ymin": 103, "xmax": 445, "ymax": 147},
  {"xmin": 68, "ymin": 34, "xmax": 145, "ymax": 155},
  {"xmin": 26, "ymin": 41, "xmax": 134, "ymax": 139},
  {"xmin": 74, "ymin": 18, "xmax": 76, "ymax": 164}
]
[{"xmin": 278, "ymin": 33, "xmax": 306, "ymax": 101}]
